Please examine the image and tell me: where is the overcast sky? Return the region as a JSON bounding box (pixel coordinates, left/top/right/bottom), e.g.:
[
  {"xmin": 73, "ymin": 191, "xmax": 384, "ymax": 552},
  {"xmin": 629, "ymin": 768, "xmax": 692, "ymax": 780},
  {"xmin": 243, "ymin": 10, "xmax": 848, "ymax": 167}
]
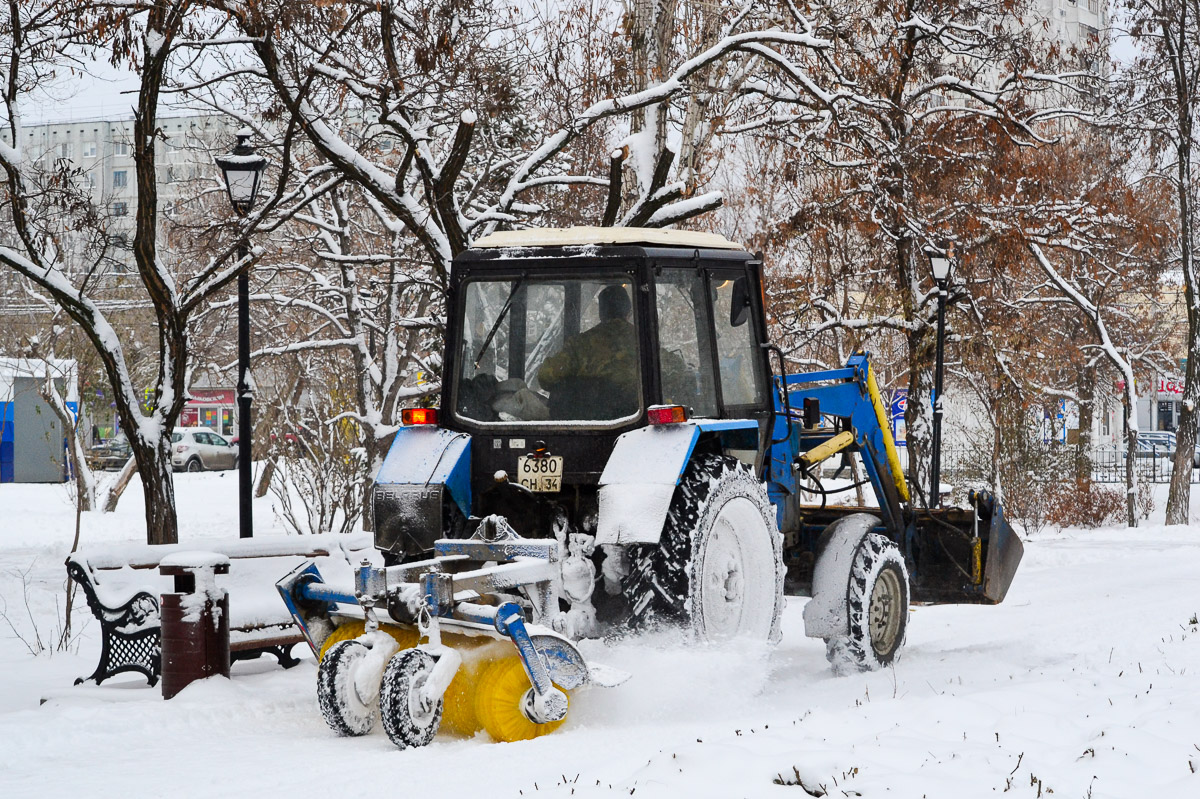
[{"xmin": 24, "ymin": 15, "xmax": 1140, "ymax": 126}]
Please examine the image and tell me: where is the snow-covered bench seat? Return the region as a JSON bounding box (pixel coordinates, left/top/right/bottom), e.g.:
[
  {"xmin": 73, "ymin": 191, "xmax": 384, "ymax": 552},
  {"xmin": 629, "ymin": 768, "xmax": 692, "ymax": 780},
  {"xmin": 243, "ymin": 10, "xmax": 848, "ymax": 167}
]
[{"xmin": 66, "ymin": 532, "xmax": 373, "ymax": 687}]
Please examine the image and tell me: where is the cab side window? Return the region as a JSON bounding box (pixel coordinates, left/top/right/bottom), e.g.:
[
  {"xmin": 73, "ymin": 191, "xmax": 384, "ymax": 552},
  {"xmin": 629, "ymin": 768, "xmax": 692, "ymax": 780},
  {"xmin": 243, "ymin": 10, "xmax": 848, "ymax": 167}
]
[
  {"xmin": 655, "ymin": 269, "xmax": 718, "ymax": 417},
  {"xmin": 711, "ymin": 274, "xmax": 766, "ymax": 408}
]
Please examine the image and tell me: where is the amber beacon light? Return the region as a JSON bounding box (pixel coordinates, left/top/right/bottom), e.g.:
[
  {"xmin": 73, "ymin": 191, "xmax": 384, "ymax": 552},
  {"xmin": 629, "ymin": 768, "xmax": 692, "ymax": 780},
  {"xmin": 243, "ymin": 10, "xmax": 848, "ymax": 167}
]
[
  {"xmin": 647, "ymin": 405, "xmax": 688, "ymax": 425},
  {"xmin": 402, "ymin": 408, "xmax": 439, "ymax": 426}
]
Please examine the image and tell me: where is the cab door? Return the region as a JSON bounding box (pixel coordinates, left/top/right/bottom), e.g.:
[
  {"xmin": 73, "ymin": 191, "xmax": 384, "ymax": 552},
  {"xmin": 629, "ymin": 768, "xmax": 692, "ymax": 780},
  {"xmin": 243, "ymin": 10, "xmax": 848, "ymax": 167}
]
[
  {"xmin": 652, "ymin": 267, "xmax": 719, "ymax": 416},
  {"xmin": 707, "ymin": 268, "xmax": 770, "ymax": 417}
]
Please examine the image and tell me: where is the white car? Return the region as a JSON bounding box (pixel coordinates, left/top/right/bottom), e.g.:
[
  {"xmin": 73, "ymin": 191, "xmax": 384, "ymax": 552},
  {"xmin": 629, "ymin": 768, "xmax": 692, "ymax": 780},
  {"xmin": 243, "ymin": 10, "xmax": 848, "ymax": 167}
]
[{"xmin": 171, "ymin": 427, "xmax": 238, "ymax": 472}]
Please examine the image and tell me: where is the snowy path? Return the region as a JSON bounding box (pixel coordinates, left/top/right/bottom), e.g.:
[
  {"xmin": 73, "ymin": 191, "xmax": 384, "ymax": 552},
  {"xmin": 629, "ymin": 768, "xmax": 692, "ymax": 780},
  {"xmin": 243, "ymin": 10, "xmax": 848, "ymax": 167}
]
[{"xmin": 1, "ymin": 477, "xmax": 1198, "ymax": 798}]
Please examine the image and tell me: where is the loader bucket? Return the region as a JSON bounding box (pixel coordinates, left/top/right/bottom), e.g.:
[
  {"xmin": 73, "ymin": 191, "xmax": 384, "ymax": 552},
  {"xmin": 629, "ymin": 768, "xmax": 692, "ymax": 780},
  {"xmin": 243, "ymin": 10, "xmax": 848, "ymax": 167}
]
[
  {"xmin": 978, "ymin": 492, "xmax": 1023, "ymax": 603},
  {"xmin": 906, "ymin": 491, "xmax": 1023, "ymax": 605}
]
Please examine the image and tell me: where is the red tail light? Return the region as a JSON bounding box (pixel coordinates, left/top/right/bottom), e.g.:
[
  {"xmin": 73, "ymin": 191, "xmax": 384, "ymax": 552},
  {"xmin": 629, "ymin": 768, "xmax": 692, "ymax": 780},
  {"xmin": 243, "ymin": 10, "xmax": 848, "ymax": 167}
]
[
  {"xmin": 647, "ymin": 405, "xmax": 687, "ymax": 425},
  {"xmin": 402, "ymin": 408, "xmax": 439, "ymax": 426}
]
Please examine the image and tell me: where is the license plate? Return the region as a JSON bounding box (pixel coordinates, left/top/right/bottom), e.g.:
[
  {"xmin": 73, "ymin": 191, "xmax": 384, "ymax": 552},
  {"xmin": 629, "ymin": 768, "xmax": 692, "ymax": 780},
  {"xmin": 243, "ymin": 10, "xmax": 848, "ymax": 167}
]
[{"xmin": 518, "ymin": 455, "xmax": 563, "ymax": 492}]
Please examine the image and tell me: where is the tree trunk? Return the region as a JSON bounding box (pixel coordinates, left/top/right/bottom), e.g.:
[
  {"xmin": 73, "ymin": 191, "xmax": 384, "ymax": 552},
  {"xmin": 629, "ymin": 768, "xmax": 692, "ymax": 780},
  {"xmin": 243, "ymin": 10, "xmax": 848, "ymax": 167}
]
[
  {"xmin": 102, "ymin": 455, "xmax": 138, "ymax": 512},
  {"xmin": 130, "ymin": 437, "xmax": 179, "ymax": 545},
  {"xmin": 904, "ymin": 328, "xmax": 937, "ymax": 505},
  {"xmin": 1123, "ymin": 393, "xmax": 1138, "ymax": 528},
  {"xmin": 1075, "ymin": 365, "xmax": 1096, "ymax": 480},
  {"xmin": 624, "ymin": 0, "xmax": 677, "ymax": 203},
  {"xmin": 1166, "ymin": 7, "xmax": 1197, "ymax": 525},
  {"xmin": 991, "ymin": 399, "xmax": 1004, "ymax": 502},
  {"xmin": 38, "ymin": 375, "xmax": 96, "ymax": 511},
  {"xmin": 60, "ymin": 478, "xmax": 83, "ymax": 649},
  {"xmin": 1168, "ymin": 353, "xmax": 1198, "ymax": 523}
]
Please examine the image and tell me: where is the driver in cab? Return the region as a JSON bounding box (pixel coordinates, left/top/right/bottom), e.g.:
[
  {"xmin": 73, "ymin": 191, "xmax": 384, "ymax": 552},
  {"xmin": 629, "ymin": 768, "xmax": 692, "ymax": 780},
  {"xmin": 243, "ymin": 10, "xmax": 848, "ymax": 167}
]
[{"xmin": 537, "ymin": 285, "xmax": 638, "ymax": 419}]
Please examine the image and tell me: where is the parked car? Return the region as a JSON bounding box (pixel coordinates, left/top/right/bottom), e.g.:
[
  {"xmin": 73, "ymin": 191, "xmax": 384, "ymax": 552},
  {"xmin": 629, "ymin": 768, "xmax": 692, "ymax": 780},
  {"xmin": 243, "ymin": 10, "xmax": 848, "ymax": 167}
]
[
  {"xmin": 86, "ymin": 434, "xmax": 132, "ymax": 471},
  {"xmin": 171, "ymin": 427, "xmax": 238, "ymax": 472}
]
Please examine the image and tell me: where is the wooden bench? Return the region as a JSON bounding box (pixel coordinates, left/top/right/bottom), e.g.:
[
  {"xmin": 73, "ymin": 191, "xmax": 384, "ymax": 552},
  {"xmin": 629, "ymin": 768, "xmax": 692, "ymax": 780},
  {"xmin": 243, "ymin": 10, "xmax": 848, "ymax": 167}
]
[{"xmin": 66, "ymin": 532, "xmax": 373, "ymax": 687}]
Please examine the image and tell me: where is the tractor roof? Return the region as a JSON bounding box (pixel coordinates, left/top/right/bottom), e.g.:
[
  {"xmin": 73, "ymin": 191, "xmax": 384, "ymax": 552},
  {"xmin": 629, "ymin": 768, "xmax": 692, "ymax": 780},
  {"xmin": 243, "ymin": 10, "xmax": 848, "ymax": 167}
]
[{"xmin": 471, "ymin": 226, "xmax": 743, "ymax": 251}]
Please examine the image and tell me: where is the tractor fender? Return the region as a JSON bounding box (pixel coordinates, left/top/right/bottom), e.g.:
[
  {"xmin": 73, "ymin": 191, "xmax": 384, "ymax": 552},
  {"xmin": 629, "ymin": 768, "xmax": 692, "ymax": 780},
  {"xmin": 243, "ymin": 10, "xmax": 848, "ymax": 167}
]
[
  {"xmin": 595, "ymin": 419, "xmax": 758, "ymax": 546},
  {"xmin": 375, "ymin": 426, "xmax": 471, "ymax": 519},
  {"xmin": 802, "ymin": 512, "xmax": 881, "ymax": 639}
]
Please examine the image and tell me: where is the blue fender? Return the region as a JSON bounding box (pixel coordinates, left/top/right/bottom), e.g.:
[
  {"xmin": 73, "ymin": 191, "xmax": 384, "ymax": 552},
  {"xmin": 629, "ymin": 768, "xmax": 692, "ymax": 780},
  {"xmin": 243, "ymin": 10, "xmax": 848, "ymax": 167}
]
[
  {"xmin": 595, "ymin": 419, "xmax": 759, "ymax": 545},
  {"xmin": 376, "ymin": 426, "xmax": 472, "ymax": 518}
]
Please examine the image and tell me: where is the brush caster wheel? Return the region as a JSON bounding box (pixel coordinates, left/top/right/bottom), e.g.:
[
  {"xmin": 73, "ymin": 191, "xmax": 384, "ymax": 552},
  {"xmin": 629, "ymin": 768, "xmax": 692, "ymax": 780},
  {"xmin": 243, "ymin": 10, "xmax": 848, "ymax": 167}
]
[
  {"xmin": 317, "ymin": 640, "xmax": 378, "ymax": 736},
  {"xmin": 380, "ymin": 649, "xmax": 443, "ymax": 749}
]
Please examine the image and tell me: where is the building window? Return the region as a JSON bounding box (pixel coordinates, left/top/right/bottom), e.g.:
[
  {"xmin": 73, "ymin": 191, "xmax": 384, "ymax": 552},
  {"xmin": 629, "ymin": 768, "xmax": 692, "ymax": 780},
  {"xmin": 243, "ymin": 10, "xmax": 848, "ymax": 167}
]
[
  {"xmin": 1088, "ymin": 0, "xmax": 1098, "ymax": 11},
  {"xmin": 56, "ymin": 142, "xmax": 72, "ymax": 159},
  {"xmin": 111, "ymin": 201, "xmax": 128, "ymax": 217},
  {"xmin": 114, "ymin": 141, "xmax": 129, "ymax": 156},
  {"xmin": 1158, "ymin": 401, "xmax": 1178, "ymax": 432},
  {"xmin": 83, "ymin": 141, "xmax": 97, "ymax": 158},
  {"xmin": 113, "ymin": 170, "xmax": 127, "ymax": 188}
]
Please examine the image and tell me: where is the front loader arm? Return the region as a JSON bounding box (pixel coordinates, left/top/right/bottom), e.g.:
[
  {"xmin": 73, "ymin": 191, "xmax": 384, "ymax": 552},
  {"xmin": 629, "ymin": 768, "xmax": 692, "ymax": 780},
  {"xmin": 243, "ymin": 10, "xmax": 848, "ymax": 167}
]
[{"xmin": 770, "ymin": 352, "xmax": 913, "ymax": 536}]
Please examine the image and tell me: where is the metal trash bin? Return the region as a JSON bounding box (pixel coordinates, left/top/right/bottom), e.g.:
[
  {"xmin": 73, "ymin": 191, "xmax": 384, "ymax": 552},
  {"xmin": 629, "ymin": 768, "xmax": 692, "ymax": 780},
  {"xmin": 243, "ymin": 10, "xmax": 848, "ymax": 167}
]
[{"xmin": 159, "ymin": 551, "xmax": 231, "ymax": 700}]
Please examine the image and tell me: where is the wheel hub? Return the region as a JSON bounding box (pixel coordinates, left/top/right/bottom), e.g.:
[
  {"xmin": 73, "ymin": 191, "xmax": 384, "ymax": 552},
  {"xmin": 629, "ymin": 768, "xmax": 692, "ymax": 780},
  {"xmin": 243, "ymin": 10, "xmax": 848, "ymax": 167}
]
[
  {"xmin": 407, "ymin": 669, "xmax": 435, "ymax": 727},
  {"xmin": 868, "ymin": 567, "xmax": 903, "ymax": 656},
  {"xmin": 721, "ymin": 556, "xmax": 743, "ymax": 602},
  {"xmin": 695, "ymin": 494, "xmax": 778, "ymax": 641}
]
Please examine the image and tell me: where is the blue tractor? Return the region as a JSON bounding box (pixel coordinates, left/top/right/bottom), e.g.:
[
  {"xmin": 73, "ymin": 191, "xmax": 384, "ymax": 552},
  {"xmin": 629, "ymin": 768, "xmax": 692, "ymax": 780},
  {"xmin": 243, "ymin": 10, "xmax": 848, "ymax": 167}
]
[{"xmin": 278, "ymin": 227, "xmax": 1023, "ymax": 749}]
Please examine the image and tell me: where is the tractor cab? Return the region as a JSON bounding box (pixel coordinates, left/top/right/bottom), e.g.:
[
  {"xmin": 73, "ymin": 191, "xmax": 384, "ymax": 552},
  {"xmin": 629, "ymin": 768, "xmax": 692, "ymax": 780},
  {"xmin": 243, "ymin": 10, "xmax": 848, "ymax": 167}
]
[
  {"xmin": 367, "ymin": 228, "xmax": 772, "ymax": 560},
  {"xmin": 447, "ymin": 227, "xmax": 771, "ymax": 430}
]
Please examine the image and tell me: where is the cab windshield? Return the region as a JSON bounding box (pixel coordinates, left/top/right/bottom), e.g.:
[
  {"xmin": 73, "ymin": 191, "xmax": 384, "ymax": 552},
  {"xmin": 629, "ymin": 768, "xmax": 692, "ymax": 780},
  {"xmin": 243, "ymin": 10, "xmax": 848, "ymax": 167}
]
[{"xmin": 455, "ymin": 276, "xmax": 641, "ymax": 424}]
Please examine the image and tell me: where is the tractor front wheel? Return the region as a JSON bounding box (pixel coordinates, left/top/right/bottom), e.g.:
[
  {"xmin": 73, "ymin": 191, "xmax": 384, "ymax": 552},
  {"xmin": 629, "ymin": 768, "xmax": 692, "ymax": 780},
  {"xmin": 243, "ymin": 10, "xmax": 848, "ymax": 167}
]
[
  {"xmin": 826, "ymin": 533, "xmax": 909, "ymax": 674},
  {"xmin": 623, "ymin": 454, "xmax": 784, "ymax": 642}
]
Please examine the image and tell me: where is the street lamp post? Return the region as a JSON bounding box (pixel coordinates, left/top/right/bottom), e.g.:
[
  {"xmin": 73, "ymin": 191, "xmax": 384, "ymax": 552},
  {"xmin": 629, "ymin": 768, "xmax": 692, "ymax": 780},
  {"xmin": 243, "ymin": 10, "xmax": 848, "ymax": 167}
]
[
  {"xmin": 927, "ymin": 244, "xmax": 954, "ymax": 508},
  {"xmin": 215, "ymin": 129, "xmax": 267, "ymax": 539}
]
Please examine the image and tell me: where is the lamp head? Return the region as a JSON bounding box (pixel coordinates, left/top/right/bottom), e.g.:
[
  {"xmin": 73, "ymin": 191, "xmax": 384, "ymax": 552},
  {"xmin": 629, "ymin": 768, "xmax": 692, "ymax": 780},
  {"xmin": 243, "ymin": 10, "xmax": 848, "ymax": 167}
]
[
  {"xmin": 215, "ymin": 128, "xmax": 267, "ymax": 217},
  {"xmin": 926, "ymin": 241, "xmax": 956, "ymax": 283}
]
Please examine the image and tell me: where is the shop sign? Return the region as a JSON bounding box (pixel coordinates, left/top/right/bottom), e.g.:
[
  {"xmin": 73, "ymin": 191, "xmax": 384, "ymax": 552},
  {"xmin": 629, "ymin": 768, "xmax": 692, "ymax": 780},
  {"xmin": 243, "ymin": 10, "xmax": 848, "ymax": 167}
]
[
  {"xmin": 187, "ymin": 389, "xmax": 235, "ymax": 405},
  {"xmin": 1156, "ymin": 378, "xmax": 1183, "ymax": 397}
]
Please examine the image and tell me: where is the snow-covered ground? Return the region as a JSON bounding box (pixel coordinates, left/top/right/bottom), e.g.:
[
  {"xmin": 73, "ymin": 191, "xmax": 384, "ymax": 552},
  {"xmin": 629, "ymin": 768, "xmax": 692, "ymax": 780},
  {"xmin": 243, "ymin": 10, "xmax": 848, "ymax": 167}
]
[{"xmin": 1, "ymin": 475, "xmax": 1199, "ymax": 798}]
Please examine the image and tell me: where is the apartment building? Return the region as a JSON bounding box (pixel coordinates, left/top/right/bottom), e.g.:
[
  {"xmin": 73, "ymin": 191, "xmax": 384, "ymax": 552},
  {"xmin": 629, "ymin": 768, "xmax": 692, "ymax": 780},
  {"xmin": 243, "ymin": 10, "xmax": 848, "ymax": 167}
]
[
  {"xmin": 0, "ymin": 112, "xmax": 236, "ymax": 272},
  {"xmin": 1039, "ymin": 0, "xmax": 1108, "ymax": 52}
]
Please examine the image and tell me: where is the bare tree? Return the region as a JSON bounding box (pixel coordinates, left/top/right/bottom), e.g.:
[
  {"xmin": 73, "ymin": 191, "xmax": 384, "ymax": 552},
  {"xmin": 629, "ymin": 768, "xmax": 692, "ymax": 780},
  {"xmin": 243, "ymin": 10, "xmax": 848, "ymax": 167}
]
[
  {"xmin": 1117, "ymin": 0, "xmax": 1200, "ymax": 523},
  {"xmin": 0, "ymin": 1, "xmax": 325, "ymax": 543},
  {"xmin": 730, "ymin": 0, "xmax": 1075, "ymax": 501},
  {"xmin": 1025, "ymin": 243, "xmax": 1171, "ymax": 525}
]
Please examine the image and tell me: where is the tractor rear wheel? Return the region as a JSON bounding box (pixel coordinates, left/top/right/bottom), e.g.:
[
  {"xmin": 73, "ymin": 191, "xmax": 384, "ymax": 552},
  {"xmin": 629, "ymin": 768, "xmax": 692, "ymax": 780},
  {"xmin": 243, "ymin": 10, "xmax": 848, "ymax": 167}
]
[{"xmin": 623, "ymin": 454, "xmax": 784, "ymax": 642}]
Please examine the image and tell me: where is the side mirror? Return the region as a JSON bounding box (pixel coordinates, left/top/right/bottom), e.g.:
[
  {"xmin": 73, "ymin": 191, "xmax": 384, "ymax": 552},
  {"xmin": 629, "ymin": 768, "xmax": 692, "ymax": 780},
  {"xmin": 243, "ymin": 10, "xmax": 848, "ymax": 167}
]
[{"xmin": 729, "ymin": 276, "xmax": 751, "ymax": 327}]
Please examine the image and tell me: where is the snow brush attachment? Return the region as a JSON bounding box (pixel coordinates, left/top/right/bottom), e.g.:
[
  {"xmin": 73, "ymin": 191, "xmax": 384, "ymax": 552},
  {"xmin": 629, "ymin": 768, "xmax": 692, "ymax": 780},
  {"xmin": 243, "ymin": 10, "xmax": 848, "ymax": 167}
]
[
  {"xmin": 312, "ymin": 618, "xmax": 565, "ymax": 742},
  {"xmin": 277, "ymin": 518, "xmax": 629, "ymax": 748}
]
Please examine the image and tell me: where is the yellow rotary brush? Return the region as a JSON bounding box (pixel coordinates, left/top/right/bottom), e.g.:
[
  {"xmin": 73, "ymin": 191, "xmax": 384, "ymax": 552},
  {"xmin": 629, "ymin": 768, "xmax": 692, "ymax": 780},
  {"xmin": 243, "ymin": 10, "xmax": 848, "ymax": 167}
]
[{"xmin": 316, "ymin": 619, "xmax": 567, "ymax": 743}]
